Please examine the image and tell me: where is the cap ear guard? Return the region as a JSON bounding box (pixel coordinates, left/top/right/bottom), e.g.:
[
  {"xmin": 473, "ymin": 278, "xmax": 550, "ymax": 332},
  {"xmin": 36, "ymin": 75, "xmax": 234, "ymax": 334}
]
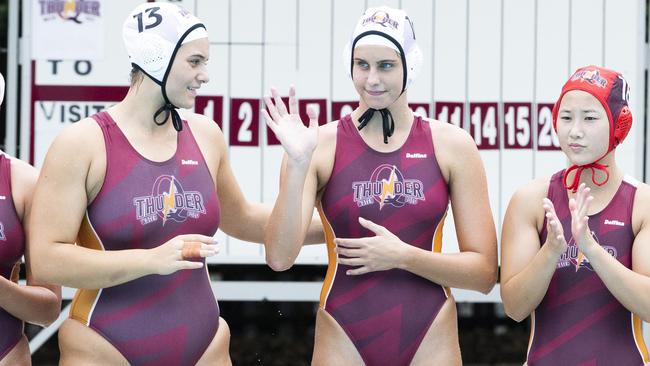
[
  {"xmin": 130, "ymin": 32, "xmax": 172, "ymax": 85},
  {"xmin": 551, "ymin": 97, "xmax": 560, "ymax": 132},
  {"xmin": 613, "ymin": 105, "xmax": 632, "ymax": 147}
]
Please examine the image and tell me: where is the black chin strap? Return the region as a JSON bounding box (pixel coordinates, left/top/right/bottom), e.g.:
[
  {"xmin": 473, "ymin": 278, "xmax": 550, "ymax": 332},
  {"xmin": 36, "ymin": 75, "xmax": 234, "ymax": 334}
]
[
  {"xmin": 357, "ymin": 108, "xmax": 395, "ymax": 144},
  {"xmin": 153, "ymin": 103, "xmax": 183, "ymax": 132}
]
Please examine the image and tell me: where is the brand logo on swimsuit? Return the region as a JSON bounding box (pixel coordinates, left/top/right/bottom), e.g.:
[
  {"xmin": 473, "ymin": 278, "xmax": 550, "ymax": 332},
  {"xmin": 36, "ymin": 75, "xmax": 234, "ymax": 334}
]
[
  {"xmin": 0, "ymin": 195, "xmax": 5, "ymax": 200},
  {"xmin": 406, "ymin": 152, "xmax": 427, "ymax": 159},
  {"xmin": 604, "ymin": 219, "xmax": 625, "ymax": 227},
  {"xmin": 38, "ymin": 0, "xmax": 101, "ymax": 24},
  {"xmin": 352, "ymin": 164, "xmax": 425, "ymax": 209},
  {"xmin": 0, "ymin": 222, "xmax": 5, "ymax": 241},
  {"xmin": 133, "ymin": 175, "xmax": 206, "ymax": 226},
  {"xmin": 557, "ymin": 232, "xmax": 617, "ymax": 272},
  {"xmin": 181, "ymin": 159, "xmax": 199, "ymax": 166}
]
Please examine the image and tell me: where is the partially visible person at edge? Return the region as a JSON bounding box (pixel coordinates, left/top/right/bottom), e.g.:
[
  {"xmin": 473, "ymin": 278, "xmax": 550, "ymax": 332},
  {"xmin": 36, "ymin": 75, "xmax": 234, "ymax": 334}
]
[
  {"xmin": 501, "ymin": 65, "xmax": 650, "ymax": 365},
  {"xmin": 263, "ymin": 6, "xmax": 497, "ymax": 365},
  {"xmin": 28, "ymin": 3, "xmax": 322, "ymax": 366},
  {"xmin": 0, "ymin": 72, "xmax": 61, "ymax": 366}
]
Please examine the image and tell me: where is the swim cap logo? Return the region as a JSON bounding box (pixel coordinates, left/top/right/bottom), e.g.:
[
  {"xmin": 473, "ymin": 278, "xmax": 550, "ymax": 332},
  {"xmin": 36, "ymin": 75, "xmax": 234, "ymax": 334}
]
[
  {"xmin": 571, "ymin": 69, "xmax": 608, "ymax": 88},
  {"xmin": 38, "ymin": 0, "xmax": 101, "ymax": 24},
  {"xmin": 557, "ymin": 233, "xmax": 617, "ymax": 272},
  {"xmin": 133, "ymin": 175, "xmax": 206, "ymax": 226},
  {"xmin": 362, "ymin": 11, "xmax": 399, "ymax": 29},
  {"xmin": 352, "ymin": 164, "xmax": 425, "ymax": 209}
]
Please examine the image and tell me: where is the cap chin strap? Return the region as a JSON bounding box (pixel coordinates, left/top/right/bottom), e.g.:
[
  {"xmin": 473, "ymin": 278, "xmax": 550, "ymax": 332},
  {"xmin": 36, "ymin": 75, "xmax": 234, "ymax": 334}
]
[
  {"xmin": 149, "ymin": 23, "xmax": 206, "ymax": 133},
  {"xmin": 563, "ymin": 162, "xmax": 610, "ymax": 192},
  {"xmin": 357, "ymin": 108, "xmax": 395, "ymax": 144},
  {"xmin": 153, "ymin": 103, "xmax": 183, "ymax": 132}
]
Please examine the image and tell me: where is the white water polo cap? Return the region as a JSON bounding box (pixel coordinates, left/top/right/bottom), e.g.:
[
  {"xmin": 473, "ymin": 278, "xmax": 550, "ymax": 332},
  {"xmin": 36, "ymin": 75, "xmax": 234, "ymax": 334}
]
[
  {"xmin": 123, "ymin": 2, "xmax": 207, "ymax": 84},
  {"xmin": 344, "ymin": 6, "xmax": 422, "ymax": 92},
  {"xmin": 122, "ymin": 2, "xmax": 208, "ymax": 131}
]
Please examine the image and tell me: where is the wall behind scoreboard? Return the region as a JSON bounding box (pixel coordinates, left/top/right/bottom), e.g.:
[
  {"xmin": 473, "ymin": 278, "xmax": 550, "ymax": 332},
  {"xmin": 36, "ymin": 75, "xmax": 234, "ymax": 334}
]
[{"xmin": 22, "ymin": 0, "xmax": 646, "ymax": 264}]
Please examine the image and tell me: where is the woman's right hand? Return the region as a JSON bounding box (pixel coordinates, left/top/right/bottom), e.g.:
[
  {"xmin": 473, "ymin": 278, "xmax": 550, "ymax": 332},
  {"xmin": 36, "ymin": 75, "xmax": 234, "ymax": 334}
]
[
  {"xmin": 148, "ymin": 234, "xmax": 218, "ymax": 275},
  {"xmin": 542, "ymin": 198, "xmax": 568, "ymax": 256},
  {"xmin": 262, "ymin": 86, "xmax": 319, "ymax": 166}
]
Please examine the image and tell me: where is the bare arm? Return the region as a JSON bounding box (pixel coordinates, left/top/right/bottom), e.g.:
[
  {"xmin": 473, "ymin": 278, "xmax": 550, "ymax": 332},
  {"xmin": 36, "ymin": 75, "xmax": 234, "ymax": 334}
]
[
  {"xmin": 183, "ymin": 111, "xmax": 324, "ymax": 248},
  {"xmin": 402, "ymin": 124, "xmax": 497, "ymax": 293},
  {"xmin": 571, "ymin": 183, "xmax": 650, "ymax": 321},
  {"xmin": 262, "ymin": 87, "xmax": 321, "ymax": 270},
  {"xmin": 499, "ymin": 180, "xmax": 567, "ymax": 321},
  {"xmin": 30, "ymin": 120, "xmax": 216, "ymax": 289},
  {"xmin": 0, "ymin": 158, "xmax": 61, "ymax": 326}
]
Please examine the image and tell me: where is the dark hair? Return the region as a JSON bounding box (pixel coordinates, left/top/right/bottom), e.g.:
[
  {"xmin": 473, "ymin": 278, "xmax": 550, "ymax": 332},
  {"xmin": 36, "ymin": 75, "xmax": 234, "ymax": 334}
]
[{"xmin": 129, "ymin": 67, "xmax": 144, "ymax": 87}]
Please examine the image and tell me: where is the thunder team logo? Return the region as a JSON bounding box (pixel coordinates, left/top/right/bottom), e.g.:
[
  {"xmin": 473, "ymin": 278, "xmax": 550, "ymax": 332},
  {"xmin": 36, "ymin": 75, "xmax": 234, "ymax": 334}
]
[
  {"xmin": 352, "ymin": 164, "xmax": 425, "ymax": 209},
  {"xmin": 38, "ymin": 0, "xmax": 101, "ymax": 24},
  {"xmin": 133, "ymin": 175, "xmax": 206, "ymax": 226},
  {"xmin": 571, "ymin": 69, "xmax": 608, "ymax": 88},
  {"xmin": 362, "ymin": 11, "xmax": 399, "ymax": 29},
  {"xmin": 557, "ymin": 232, "xmax": 617, "ymax": 272}
]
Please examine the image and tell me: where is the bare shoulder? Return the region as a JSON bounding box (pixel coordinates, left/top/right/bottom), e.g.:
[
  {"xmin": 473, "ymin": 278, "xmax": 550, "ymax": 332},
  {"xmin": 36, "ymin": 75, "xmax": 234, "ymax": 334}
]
[
  {"xmin": 9, "ymin": 156, "xmax": 38, "ymax": 186},
  {"xmin": 425, "ymin": 118, "xmax": 474, "ymax": 152},
  {"xmin": 631, "ymin": 178, "xmax": 650, "ymax": 234},
  {"xmin": 511, "ymin": 176, "xmax": 549, "ymax": 205},
  {"xmin": 507, "ymin": 176, "xmax": 550, "ymax": 230},
  {"xmin": 182, "ymin": 111, "xmax": 223, "ymax": 137},
  {"xmin": 7, "ymin": 155, "xmax": 38, "ymax": 219},
  {"xmin": 313, "ymin": 121, "xmax": 339, "ymax": 190},
  {"xmin": 45, "ymin": 117, "xmax": 104, "ymax": 167},
  {"xmin": 423, "ymin": 118, "xmax": 479, "ymax": 181},
  {"xmin": 181, "ymin": 111, "xmax": 225, "ymax": 176},
  {"xmin": 317, "ymin": 120, "xmax": 338, "ymax": 140},
  {"xmin": 48, "ymin": 117, "xmax": 104, "ymax": 155}
]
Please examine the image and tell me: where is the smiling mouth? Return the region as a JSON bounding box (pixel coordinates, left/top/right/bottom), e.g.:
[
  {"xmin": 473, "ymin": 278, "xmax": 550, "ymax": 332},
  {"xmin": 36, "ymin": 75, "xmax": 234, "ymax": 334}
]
[{"xmin": 366, "ymin": 90, "xmax": 386, "ymax": 96}]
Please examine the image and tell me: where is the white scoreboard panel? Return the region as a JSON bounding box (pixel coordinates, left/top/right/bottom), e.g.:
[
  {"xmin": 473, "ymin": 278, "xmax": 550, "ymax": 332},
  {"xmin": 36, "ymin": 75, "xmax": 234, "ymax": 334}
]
[{"xmin": 22, "ymin": 0, "xmax": 646, "ymax": 268}]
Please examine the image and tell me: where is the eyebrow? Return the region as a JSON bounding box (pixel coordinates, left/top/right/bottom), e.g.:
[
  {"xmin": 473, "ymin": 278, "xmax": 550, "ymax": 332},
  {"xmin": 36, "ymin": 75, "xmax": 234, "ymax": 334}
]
[
  {"xmin": 353, "ymin": 57, "xmax": 398, "ymax": 63},
  {"xmin": 188, "ymin": 54, "xmax": 208, "ymax": 60},
  {"xmin": 559, "ymin": 108, "xmax": 600, "ymax": 113}
]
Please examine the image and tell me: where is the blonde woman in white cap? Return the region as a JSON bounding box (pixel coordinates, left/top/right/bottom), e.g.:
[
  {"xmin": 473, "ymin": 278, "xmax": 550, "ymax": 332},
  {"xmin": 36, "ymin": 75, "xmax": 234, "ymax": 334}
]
[
  {"xmin": 28, "ymin": 3, "xmax": 321, "ymax": 365},
  {"xmin": 264, "ymin": 6, "xmax": 497, "ymax": 365},
  {"xmin": 0, "ymin": 72, "xmax": 61, "ymax": 366}
]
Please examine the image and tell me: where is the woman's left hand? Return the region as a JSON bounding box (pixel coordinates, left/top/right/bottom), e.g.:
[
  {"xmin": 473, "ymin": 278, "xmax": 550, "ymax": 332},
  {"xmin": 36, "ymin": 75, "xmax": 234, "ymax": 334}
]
[
  {"xmin": 335, "ymin": 217, "xmax": 409, "ymax": 275},
  {"xmin": 569, "ymin": 183, "xmax": 599, "ymax": 257}
]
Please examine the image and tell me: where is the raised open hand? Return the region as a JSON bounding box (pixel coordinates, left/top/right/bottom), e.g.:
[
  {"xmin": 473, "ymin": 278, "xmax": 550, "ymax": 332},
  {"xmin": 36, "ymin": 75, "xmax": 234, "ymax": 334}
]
[{"xmin": 262, "ymin": 86, "xmax": 319, "ymax": 165}]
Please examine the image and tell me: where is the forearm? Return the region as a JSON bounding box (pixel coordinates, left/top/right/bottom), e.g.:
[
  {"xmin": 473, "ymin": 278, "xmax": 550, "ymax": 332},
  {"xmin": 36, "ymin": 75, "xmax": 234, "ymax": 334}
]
[
  {"xmin": 304, "ymin": 210, "xmax": 325, "ymax": 244},
  {"xmin": 586, "ymin": 245, "xmax": 650, "ymax": 321},
  {"xmin": 500, "ymin": 244, "xmax": 562, "ymax": 321},
  {"xmin": 33, "ymin": 243, "xmax": 153, "ymax": 289},
  {"xmin": 401, "ymin": 246, "xmax": 496, "ymax": 294},
  {"xmin": 265, "ymin": 161, "xmax": 311, "ymax": 270},
  {"xmin": 224, "ymin": 202, "xmax": 272, "ymax": 244},
  {"xmin": 0, "ymin": 277, "xmax": 60, "ymax": 326}
]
